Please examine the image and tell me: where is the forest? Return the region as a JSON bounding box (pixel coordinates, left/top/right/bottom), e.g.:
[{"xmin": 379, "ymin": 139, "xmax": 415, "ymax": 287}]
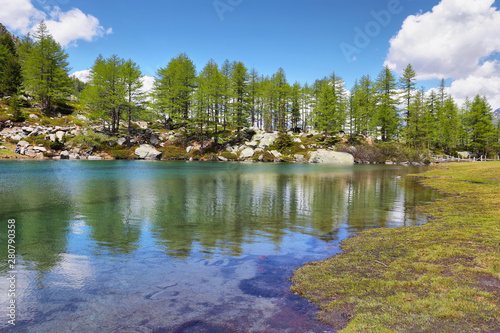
[{"xmin": 1, "ymin": 22, "xmax": 499, "ymax": 157}]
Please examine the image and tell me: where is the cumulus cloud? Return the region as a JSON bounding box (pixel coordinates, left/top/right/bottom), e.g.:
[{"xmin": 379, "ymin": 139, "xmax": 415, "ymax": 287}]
[
  {"xmin": 0, "ymin": 0, "xmax": 111, "ymax": 47},
  {"xmin": 70, "ymin": 69, "xmax": 92, "ymax": 83},
  {"xmin": 385, "ymin": 0, "xmax": 500, "ymax": 108}
]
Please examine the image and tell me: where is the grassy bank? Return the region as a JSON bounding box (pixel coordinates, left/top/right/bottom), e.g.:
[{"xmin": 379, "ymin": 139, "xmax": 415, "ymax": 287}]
[{"xmin": 291, "ymin": 162, "xmax": 500, "ymax": 332}]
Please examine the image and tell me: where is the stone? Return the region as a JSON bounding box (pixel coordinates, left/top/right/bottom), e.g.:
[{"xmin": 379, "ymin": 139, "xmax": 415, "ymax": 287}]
[
  {"xmin": 150, "ymin": 135, "xmax": 159, "ymax": 145},
  {"xmin": 218, "ymin": 156, "xmax": 228, "ymax": 162},
  {"xmin": 294, "ymin": 154, "xmax": 307, "ymax": 163},
  {"xmin": 240, "ymin": 147, "xmax": 255, "ymax": 159},
  {"xmin": 12, "ymin": 134, "xmax": 25, "ymax": 141},
  {"xmin": 60, "ymin": 151, "xmax": 70, "ymax": 159},
  {"xmin": 135, "ymin": 144, "xmax": 162, "ymax": 160},
  {"xmin": 87, "ymin": 156, "xmax": 104, "ymax": 160},
  {"xmin": 55, "ymin": 131, "xmax": 65, "ymax": 142},
  {"xmin": 136, "ymin": 121, "xmax": 148, "ymax": 129},
  {"xmin": 293, "ymin": 137, "xmax": 302, "ymax": 143},
  {"xmin": 22, "ymin": 126, "xmax": 34, "ymax": 133},
  {"xmin": 117, "ymin": 137, "xmax": 127, "ymax": 146},
  {"xmin": 0, "ymin": 146, "xmax": 6, "ymax": 150},
  {"xmin": 258, "ymin": 132, "xmax": 278, "ymax": 148},
  {"xmin": 69, "ymin": 153, "xmax": 80, "ymax": 160},
  {"xmin": 18, "ymin": 140, "xmax": 30, "ymax": 147},
  {"xmin": 308, "ymin": 149, "xmax": 354, "ymax": 164},
  {"xmin": 258, "ymin": 154, "xmax": 264, "ymax": 161},
  {"xmin": 49, "ymin": 134, "xmax": 56, "ymax": 142},
  {"xmin": 270, "ymin": 150, "xmax": 282, "ymax": 158},
  {"xmin": 25, "ymin": 148, "xmax": 37, "ymax": 158},
  {"xmin": 186, "ymin": 146, "xmax": 194, "ymax": 153},
  {"xmin": 32, "ymin": 146, "xmax": 47, "ymax": 152},
  {"xmin": 29, "ymin": 114, "xmax": 39, "ymax": 119},
  {"xmin": 245, "ymin": 141, "xmax": 258, "ymax": 148},
  {"xmin": 35, "ymin": 152, "xmax": 44, "ymax": 159}
]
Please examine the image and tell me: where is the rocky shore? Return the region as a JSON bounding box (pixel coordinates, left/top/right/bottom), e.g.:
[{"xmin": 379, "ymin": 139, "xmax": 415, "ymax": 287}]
[{"xmin": 0, "ymin": 120, "xmax": 433, "ymax": 165}]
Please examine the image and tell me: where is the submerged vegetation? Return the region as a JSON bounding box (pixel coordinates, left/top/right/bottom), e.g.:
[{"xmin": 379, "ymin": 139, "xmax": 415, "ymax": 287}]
[{"xmin": 291, "ymin": 162, "xmax": 500, "ymax": 332}]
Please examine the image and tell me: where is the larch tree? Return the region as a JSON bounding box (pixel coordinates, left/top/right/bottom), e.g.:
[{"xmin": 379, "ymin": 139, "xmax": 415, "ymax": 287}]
[
  {"xmin": 399, "ymin": 64, "xmax": 417, "ymax": 142},
  {"xmin": 375, "ymin": 66, "xmax": 400, "ymax": 141},
  {"xmin": 122, "ymin": 59, "xmax": 144, "ymax": 146},
  {"xmin": 21, "ymin": 22, "xmax": 71, "ymax": 114}
]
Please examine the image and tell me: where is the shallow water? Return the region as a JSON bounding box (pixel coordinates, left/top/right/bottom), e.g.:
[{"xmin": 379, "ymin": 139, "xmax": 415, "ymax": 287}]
[{"xmin": 0, "ymin": 161, "xmax": 441, "ymax": 332}]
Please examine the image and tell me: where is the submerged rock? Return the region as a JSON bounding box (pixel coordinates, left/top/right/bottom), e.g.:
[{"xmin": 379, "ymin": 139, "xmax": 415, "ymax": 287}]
[{"xmin": 309, "ymin": 149, "xmax": 354, "ymax": 164}]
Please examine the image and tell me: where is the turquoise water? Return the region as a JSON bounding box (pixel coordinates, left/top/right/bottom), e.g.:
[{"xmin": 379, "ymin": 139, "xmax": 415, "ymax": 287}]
[{"xmin": 0, "ymin": 161, "xmax": 440, "ymax": 332}]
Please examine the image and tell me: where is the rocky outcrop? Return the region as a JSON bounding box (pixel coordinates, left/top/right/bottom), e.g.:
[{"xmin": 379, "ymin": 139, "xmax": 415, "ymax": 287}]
[
  {"xmin": 240, "ymin": 148, "xmax": 255, "ymax": 159},
  {"xmin": 308, "ymin": 149, "xmax": 354, "ymax": 164},
  {"xmin": 135, "ymin": 144, "xmax": 162, "ymax": 160}
]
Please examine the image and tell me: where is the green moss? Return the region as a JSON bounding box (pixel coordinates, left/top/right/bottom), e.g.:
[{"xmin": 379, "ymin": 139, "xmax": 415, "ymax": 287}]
[
  {"xmin": 162, "ymin": 146, "xmax": 188, "ymax": 160},
  {"xmin": 291, "ymin": 162, "xmax": 500, "ymax": 332},
  {"xmin": 220, "ymin": 151, "xmax": 238, "ymax": 160}
]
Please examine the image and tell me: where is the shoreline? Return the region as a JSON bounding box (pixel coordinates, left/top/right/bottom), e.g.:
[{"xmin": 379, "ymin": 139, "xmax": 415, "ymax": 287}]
[{"xmin": 291, "ymin": 162, "xmax": 500, "ymax": 331}]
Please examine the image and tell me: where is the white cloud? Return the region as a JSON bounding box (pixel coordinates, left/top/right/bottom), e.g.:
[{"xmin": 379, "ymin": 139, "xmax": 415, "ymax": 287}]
[
  {"xmin": 385, "ymin": 0, "xmax": 500, "ymax": 109},
  {"xmin": 140, "ymin": 76, "xmax": 156, "ymax": 95},
  {"xmin": 0, "ymin": 0, "xmax": 110, "ymax": 47},
  {"xmin": 70, "ymin": 69, "xmax": 92, "ymax": 83}
]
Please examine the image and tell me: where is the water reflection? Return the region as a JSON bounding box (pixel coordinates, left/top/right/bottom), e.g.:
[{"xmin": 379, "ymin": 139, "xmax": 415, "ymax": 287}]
[{"xmin": 0, "ymin": 161, "xmax": 441, "ymax": 332}]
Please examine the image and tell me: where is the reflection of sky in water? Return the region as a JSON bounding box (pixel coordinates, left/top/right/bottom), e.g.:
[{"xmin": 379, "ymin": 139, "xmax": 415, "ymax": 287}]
[{"xmin": 0, "ymin": 161, "xmax": 442, "ymax": 332}]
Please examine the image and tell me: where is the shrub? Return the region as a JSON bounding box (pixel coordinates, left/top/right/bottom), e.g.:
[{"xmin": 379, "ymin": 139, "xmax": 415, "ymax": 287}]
[
  {"xmin": 109, "ymin": 149, "xmax": 134, "ymax": 160},
  {"xmin": 271, "ymin": 132, "xmax": 293, "ymax": 153}
]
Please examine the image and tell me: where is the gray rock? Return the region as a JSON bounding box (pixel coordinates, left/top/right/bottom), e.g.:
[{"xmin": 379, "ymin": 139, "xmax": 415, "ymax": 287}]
[
  {"xmin": 18, "ymin": 140, "xmax": 30, "ymax": 147},
  {"xmin": 87, "ymin": 156, "xmax": 104, "ymax": 160},
  {"xmin": 117, "ymin": 137, "xmax": 127, "ymax": 146},
  {"xmin": 33, "ymin": 146, "xmax": 47, "ymax": 152},
  {"xmin": 12, "ymin": 134, "xmax": 25, "ymax": 141},
  {"xmin": 258, "ymin": 132, "xmax": 279, "ymax": 148},
  {"xmin": 0, "ymin": 146, "xmax": 7, "ymax": 150},
  {"xmin": 186, "ymin": 146, "xmax": 194, "ymax": 153},
  {"xmin": 240, "ymin": 147, "xmax": 255, "ymax": 159},
  {"xmin": 55, "ymin": 131, "xmax": 65, "ymax": 142},
  {"xmin": 136, "ymin": 121, "xmax": 148, "ymax": 129},
  {"xmin": 294, "ymin": 154, "xmax": 307, "ymax": 163},
  {"xmin": 457, "ymin": 151, "xmax": 471, "ymax": 159},
  {"xmin": 29, "ymin": 114, "xmax": 39, "ymax": 119},
  {"xmin": 22, "ymin": 126, "xmax": 34, "ymax": 133},
  {"xmin": 245, "ymin": 141, "xmax": 258, "ymax": 148},
  {"xmin": 60, "ymin": 151, "xmax": 70, "ymax": 159},
  {"xmin": 150, "ymin": 135, "xmax": 159, "ymax": 145},
  {"xmin": 293, "ymin": 137, "xmax": 302, "ymax": 143},
  {"xmin": 49, "ymin": 134, "xmax": 56, "ymax": 142},
  {"xmin": 135, "ymin": 144, "xmax": 162, "ymax": 160},
  {"xmin": 308, "ymin": 149, "xmax": 354, "ymax": 164},
  {"xmin": 218, "ymin": 156, "xmax": 228, "ymax": 162},
  {"xmin": 270, "ymin": 150, "xmax": 282, "ymax": 158},
  {"xmin": 258, "ymin": 154, "xmax": 264, "ymax": 161},
  {"xmin": 69, "ymin": 153, "xmax": 80, "ymax": 160}
]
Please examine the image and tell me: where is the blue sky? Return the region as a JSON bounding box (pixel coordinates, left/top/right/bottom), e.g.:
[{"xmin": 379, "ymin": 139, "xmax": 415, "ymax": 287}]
[{"xmin": 2, "ymin": 0, "xmax": 500, "ymax": 108}]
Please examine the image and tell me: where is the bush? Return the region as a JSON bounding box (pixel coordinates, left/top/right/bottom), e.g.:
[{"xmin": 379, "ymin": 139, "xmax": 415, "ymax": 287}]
[
  {"xmin": 271, "ymin": 132, "xmax": 293, "ymax": 153},
  {"xmin": 49, "ymin": 139, "xmax": 65, "ymax": 151},
  {"xmin": 109, "ymin": 149, "xmax": 134, "ymax": 160}
]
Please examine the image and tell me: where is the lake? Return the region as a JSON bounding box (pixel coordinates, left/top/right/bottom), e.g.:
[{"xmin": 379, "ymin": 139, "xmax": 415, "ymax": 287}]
[{"xmin": 0, "ymin": 161, "xmax": 441, "ymax": 332}]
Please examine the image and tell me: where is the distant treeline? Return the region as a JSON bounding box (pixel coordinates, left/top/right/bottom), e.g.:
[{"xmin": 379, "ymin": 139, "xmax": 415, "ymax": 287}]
[{"xmin": 1, "ymin": 22, "xmax": 499, "ymax": 156}]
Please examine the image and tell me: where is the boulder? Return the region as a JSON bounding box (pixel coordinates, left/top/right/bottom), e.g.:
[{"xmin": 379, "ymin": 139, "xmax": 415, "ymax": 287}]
[
  {"xmin": 55, "ymin": 131, "xmax": 65, "ymax": 142},
  {"xmin": 29, "ymin": 114, "xmax": 39, "ymax": 120},
  {"xmin": 60, "ymin": 151, "xmax": 70, "ymax": 159},
  {"xmin": 150, "ymin": 135, "xmax": 159, "ymax": 145},
  {"xmin": 18, "ymin": 140, "xmax": 30, "ymax": 147},
  {"xmin": 87, "ymin": 156, "xmax": 104, "ymax": 160},
  {"xmin": 25, "ymin": 148, "xmax": 37, "ymax": 158},
  {"xmin": 33, "ymin": 146, "xmax": 47, "ymax": 152},
  {"xmin": 293, "ymin": 137, "xmax": 302, "ymax": 143},
  {"xmin": 218, "ymin": 156, "xmax": 228, "ymax": 162},
  {"xmin": 12, "ymin": 134, "xmax": 25, "ymax": 141},
  {"xmin": 270, "ymin": 150, "xmax": 282, "ymax": 158},
  {"xmin": 245, "ymin": 141, "xmax": 258, "ymax": 148},
  {"xmin": 49, "ymin": 134, "xmax": 56, "ymax": 142},
  {"xmin": 294, "ymin": 154, "xmax": 307, "ymax": 163},
  {"xmin": 240, "ymin": 148, "xmax": 255, "ymax": 159},
  {"xmin": 135, "ymin": 144, "xmax": 162, "ymax": 160},
  {"xmin": 457, "ymin": 151, "xmax": 471, "ymax": 159},
  {"xmin": 35, "ymin": 152, "xmax": 44, "ymax": 160},
  {"xmin": 22, "ymin": 126, "xmax": 34, "ymax": 133},
  {"xmin": 0, "ymin": 146, "xmax": 7, "ymax": 150},
  {"xmin": 117, "ymin": 137, "xmax": 127, "ymax": 146},
  {"xmin": 69, "ymin": 153, "xmax": 80, "ymax": 160},
  {"xmin": 258, "ymin": 132, "xmax": 278, "ymax": 148},
  {"xmin": 136, "ymin": 121, "xmax": 148, "ymax": 129},
  {"xmin": 186, "ymin": 146, "xmax": 194, "ymax": 153},
  {"xmin": 308, "ymin": 149, "xmax": 354, "ymax": 164}
]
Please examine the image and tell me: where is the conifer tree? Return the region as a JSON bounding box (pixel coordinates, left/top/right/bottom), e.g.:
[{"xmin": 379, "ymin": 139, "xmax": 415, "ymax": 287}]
[
  {"xmin": 21, "ymin": 22, "xmax": 70, "ymax": 113},
  {"xmin": 375, "ymin": 66, "xmax": 400, "ymax": 141}
]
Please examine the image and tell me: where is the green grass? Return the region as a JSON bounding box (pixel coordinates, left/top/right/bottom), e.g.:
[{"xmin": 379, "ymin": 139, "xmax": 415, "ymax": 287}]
[{"xmin": 291, "ymin": 162, "xmax": 500, "ymax": 332}]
